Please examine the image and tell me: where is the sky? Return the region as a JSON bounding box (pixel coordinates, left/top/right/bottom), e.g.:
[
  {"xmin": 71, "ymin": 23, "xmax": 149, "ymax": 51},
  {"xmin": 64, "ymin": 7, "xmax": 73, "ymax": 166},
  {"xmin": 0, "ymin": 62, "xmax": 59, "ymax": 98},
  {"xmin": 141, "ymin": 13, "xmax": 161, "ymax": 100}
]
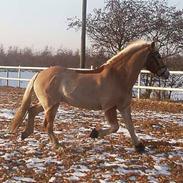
[{"xmin": 0, "ymin": 0, "xmax": 183, "ymax": 52}]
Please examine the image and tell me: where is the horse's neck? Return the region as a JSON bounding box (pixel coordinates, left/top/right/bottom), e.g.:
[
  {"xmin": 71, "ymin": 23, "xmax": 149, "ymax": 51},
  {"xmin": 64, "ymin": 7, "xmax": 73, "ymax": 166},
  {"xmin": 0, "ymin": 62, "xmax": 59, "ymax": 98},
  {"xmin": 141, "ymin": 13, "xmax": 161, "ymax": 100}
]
[{"xmin": 115, "ymin": 47, "xmax": 149, "ymax": 89}]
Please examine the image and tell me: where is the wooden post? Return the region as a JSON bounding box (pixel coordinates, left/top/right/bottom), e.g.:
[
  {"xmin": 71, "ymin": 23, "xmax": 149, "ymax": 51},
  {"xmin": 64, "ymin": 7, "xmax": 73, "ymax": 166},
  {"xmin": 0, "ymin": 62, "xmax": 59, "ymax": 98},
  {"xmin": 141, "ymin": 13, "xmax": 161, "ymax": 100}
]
[
  {"xmin": 6, "ymin": 69, "xmax": 9, "ymax": 86},
  {"xmin": 17, "ymin": 66, "xmax": 21, "ymax": 88},
  {"xmin": 80, "ymin": 0, "xmax": 87, "ymax": 68},
  {"xmin": 137, "ymin": 73, "xmax": 141, "ymax": 99}
]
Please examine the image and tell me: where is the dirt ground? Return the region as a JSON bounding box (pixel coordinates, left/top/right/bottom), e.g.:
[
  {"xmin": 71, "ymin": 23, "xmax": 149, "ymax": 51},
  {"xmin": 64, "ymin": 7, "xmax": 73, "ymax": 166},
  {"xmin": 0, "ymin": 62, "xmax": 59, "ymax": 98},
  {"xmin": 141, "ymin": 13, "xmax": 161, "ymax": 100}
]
[{"xmin": 0, "ymin": 87, "xmax": 183, "ymax": 183}]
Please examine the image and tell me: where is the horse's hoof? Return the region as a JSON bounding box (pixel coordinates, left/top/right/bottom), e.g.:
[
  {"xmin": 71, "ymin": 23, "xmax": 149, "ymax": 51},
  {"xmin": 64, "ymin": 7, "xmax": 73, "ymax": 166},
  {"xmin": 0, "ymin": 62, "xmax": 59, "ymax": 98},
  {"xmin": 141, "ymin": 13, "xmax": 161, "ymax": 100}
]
[
  {"xmin": 135, "ymin": 143, "xmax": 145, "ymax": 153},
  {"xmin": 21, "ymin": 133, "xmax": 27, "ymax": 140},
  {"xmin": 90, "ymin": 128, "xmax": 99, "ymax": 139}
]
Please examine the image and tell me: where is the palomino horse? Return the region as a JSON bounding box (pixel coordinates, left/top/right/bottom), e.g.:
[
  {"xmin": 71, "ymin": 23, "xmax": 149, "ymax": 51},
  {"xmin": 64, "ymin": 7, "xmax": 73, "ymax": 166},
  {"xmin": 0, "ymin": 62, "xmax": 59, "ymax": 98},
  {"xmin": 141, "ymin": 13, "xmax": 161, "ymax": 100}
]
[{"xmin": 9, "ymin": 40, "xmax": 169, "ymax": 152}]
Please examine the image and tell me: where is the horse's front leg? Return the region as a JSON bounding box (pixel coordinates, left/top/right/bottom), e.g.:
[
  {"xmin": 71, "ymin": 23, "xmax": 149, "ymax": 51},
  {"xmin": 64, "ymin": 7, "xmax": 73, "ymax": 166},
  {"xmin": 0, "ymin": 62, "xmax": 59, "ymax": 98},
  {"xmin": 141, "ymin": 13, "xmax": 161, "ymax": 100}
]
[
  {"xmin": 90, "ymin": 106, "xmax": 119, "ymax": 138},
  {"xmin": 118, "ymin": 105, "xmax": 145, "ymax": 152}
]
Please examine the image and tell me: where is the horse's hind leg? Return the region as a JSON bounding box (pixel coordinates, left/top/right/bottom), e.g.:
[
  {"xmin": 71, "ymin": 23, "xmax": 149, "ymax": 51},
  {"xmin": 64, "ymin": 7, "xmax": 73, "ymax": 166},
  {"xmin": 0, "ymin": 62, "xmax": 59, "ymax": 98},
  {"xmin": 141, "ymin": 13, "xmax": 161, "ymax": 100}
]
[
  {"xmin": 90, "ymin": 106, "xmax": 119, "ymax": 138},
  {"xmin": 43, "ymin": 103, "xmax": 60, "ymax": 148},
  {"xmin": 21, "ymin": 103, "xmax": 43, "ymax": 140}
]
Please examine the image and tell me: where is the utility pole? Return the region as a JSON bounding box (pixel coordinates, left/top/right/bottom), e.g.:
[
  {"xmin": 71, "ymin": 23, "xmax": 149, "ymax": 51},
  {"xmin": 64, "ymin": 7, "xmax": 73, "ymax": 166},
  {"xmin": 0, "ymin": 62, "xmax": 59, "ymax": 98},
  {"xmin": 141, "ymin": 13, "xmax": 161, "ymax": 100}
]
[{"xmin": 80, "ymin": 0, "xmax": 87, "ymax": 68}]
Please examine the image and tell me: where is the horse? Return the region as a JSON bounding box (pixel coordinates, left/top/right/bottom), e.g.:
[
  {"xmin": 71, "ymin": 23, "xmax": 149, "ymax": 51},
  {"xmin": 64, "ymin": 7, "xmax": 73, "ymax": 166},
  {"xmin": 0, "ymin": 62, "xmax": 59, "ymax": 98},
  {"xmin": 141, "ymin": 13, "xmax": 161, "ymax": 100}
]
[{"xmin": 9, "ymin": 40, "xmax": 169, "ymax": 152}]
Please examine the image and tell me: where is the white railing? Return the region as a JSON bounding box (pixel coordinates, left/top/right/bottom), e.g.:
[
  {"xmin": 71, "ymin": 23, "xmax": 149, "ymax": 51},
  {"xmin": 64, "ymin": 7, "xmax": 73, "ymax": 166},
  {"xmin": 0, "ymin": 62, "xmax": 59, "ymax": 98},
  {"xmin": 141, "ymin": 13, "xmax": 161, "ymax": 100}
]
[
  {"xmin": 0, "ymin": 66, "xmax": 93, "ymax": 88},
  {"xmin": 0, "ymin": 66, "xmax": 183, "ymax": 99},
  {"xmin": 0, "ymin": 66, "xmax": 47, "ymax": 87},
  {"xmin": 134, "ymin": 70, "xmax": 183, "ymax": 98}
]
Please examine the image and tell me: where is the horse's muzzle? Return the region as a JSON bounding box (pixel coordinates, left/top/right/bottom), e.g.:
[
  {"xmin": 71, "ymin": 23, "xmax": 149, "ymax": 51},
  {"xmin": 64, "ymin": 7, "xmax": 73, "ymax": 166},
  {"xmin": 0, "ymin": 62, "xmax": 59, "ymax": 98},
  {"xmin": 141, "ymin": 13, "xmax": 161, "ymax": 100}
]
[{"xmin": 157, "ymin": 68, "xmax": 170, "ymax": 79}]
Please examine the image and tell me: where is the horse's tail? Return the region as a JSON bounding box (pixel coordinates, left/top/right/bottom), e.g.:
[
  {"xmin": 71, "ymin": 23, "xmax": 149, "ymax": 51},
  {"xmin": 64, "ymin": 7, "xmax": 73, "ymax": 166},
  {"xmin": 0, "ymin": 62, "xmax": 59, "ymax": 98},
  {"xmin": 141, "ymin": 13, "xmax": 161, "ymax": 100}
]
[{"xmin": 9, "ymin": 73, "xmax": 39, "ymax": 133}]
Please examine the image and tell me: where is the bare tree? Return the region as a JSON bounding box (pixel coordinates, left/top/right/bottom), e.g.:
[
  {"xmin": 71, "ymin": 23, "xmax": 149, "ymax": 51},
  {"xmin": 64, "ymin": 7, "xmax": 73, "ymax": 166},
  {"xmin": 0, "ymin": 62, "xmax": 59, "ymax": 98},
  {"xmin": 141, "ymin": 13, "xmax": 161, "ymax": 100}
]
[
  {"xmin": 68, "ymin": 0, "xmax": 183, "ymax": 57},
  {"xmin": 141, "ymin": 0, "xmax": 183, "ymax": 57},
  {"xmin": 68, "ymin": 0, "xmax": 146, "ymax": 55}
]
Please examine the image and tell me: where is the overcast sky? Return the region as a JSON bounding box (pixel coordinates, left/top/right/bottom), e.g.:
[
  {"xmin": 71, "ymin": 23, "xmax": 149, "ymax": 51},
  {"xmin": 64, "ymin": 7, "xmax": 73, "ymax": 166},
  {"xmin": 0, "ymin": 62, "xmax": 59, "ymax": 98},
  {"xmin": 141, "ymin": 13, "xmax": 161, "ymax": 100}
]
[{"xmin": 0, "ymin": 0, "xmax": 182, "ymax": 51}]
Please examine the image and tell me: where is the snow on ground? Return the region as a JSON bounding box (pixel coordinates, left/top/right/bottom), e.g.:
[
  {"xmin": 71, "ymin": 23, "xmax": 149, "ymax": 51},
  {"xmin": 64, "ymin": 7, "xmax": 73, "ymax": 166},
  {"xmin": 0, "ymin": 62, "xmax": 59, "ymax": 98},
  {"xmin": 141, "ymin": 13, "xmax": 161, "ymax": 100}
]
[
  {"xmin": 132, "ymin": 110, "xmax": 183, "ymax": 126},
  {"xmin": 0, "ymin": 109, "xmax": 14, "ymax": 121},
  {"xmin": 0, "ymin": 87, "xmax": 183, "ymax": 182},
  {"xmin": 0, "ymin": 107, "xmax": 183, "ymax": 183}
]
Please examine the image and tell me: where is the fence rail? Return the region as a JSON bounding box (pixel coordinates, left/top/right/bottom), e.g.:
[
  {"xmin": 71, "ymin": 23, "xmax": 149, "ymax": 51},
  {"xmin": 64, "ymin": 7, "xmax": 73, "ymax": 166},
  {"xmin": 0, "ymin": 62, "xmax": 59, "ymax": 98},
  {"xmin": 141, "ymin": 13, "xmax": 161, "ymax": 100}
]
[{"xmin": 0, "ymin": 66, "xmax": 183, "ymax": 99}]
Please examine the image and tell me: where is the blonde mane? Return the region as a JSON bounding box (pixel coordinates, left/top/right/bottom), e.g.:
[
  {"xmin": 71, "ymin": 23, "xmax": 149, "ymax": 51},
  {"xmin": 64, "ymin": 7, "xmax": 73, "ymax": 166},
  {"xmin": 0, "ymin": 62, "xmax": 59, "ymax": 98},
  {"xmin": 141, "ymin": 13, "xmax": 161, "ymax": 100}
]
[{"xmin": 105, "ymin": 40, "xmax": 151, "ymax": 65}]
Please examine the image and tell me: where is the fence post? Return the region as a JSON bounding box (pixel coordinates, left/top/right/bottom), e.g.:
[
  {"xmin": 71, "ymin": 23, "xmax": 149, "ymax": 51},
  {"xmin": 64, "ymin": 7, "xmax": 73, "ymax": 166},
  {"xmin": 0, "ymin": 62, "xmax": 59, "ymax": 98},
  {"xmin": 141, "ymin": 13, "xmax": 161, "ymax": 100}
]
[
  {"xmin": 17, "ymin": 66, "xmax": 21, "ymax": 88},
  {"xmin": 6, "ymin": 69, "xmax": 9, "ymax": 86},
  {"xmin": 137, "ymin": 73, "xmax": 141, "ymax": 99}
]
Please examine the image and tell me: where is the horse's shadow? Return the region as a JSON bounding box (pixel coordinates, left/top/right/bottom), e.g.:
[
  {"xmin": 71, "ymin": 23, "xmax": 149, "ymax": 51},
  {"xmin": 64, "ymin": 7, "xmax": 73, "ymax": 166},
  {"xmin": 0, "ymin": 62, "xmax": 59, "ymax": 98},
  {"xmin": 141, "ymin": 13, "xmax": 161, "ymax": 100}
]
[
  {"xmin": 60, "ymin": 138, "xmax": 183, "ymax": 156},
  {"xmin": 143, "ymin": 140, "xmax": 183, "ymax": 154}
]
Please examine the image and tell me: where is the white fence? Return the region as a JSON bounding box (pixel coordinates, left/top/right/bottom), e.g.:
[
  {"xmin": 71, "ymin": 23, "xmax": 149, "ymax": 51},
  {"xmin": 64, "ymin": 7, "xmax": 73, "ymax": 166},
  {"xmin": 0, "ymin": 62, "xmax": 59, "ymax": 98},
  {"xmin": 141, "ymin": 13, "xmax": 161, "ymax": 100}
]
[{"xmin": 0, "ymin": 66, "xmax": 183, "ymax": 99}]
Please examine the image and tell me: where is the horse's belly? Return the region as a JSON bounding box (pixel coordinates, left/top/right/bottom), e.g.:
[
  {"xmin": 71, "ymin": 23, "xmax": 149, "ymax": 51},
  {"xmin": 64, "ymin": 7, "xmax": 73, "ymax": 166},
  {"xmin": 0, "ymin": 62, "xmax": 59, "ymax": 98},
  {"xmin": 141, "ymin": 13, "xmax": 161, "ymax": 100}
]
[
  {"xmin": 61, "ymin": 81, "xmax": 102, "ymax": 110},
  {"xmin": 62, "ymin": 96, "xmax": 102, "ymax": 110}
]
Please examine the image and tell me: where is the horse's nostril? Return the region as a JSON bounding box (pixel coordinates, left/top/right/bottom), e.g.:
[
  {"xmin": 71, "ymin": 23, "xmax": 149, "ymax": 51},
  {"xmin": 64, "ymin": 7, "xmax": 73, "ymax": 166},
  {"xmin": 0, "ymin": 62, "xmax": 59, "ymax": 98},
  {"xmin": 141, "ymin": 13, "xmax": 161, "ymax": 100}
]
[{"xmin": 163, "ymin": 69, "xmax": 170, "ymax": 79}]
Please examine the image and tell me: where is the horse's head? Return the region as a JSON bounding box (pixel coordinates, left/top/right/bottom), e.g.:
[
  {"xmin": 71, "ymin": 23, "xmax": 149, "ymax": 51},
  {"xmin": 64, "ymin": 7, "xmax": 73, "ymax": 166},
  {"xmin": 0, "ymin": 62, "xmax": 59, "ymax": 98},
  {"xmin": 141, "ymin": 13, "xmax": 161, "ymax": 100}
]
[{"xmin": 145, "ymin": 42, "xmax": 170, "ymax": 79}]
